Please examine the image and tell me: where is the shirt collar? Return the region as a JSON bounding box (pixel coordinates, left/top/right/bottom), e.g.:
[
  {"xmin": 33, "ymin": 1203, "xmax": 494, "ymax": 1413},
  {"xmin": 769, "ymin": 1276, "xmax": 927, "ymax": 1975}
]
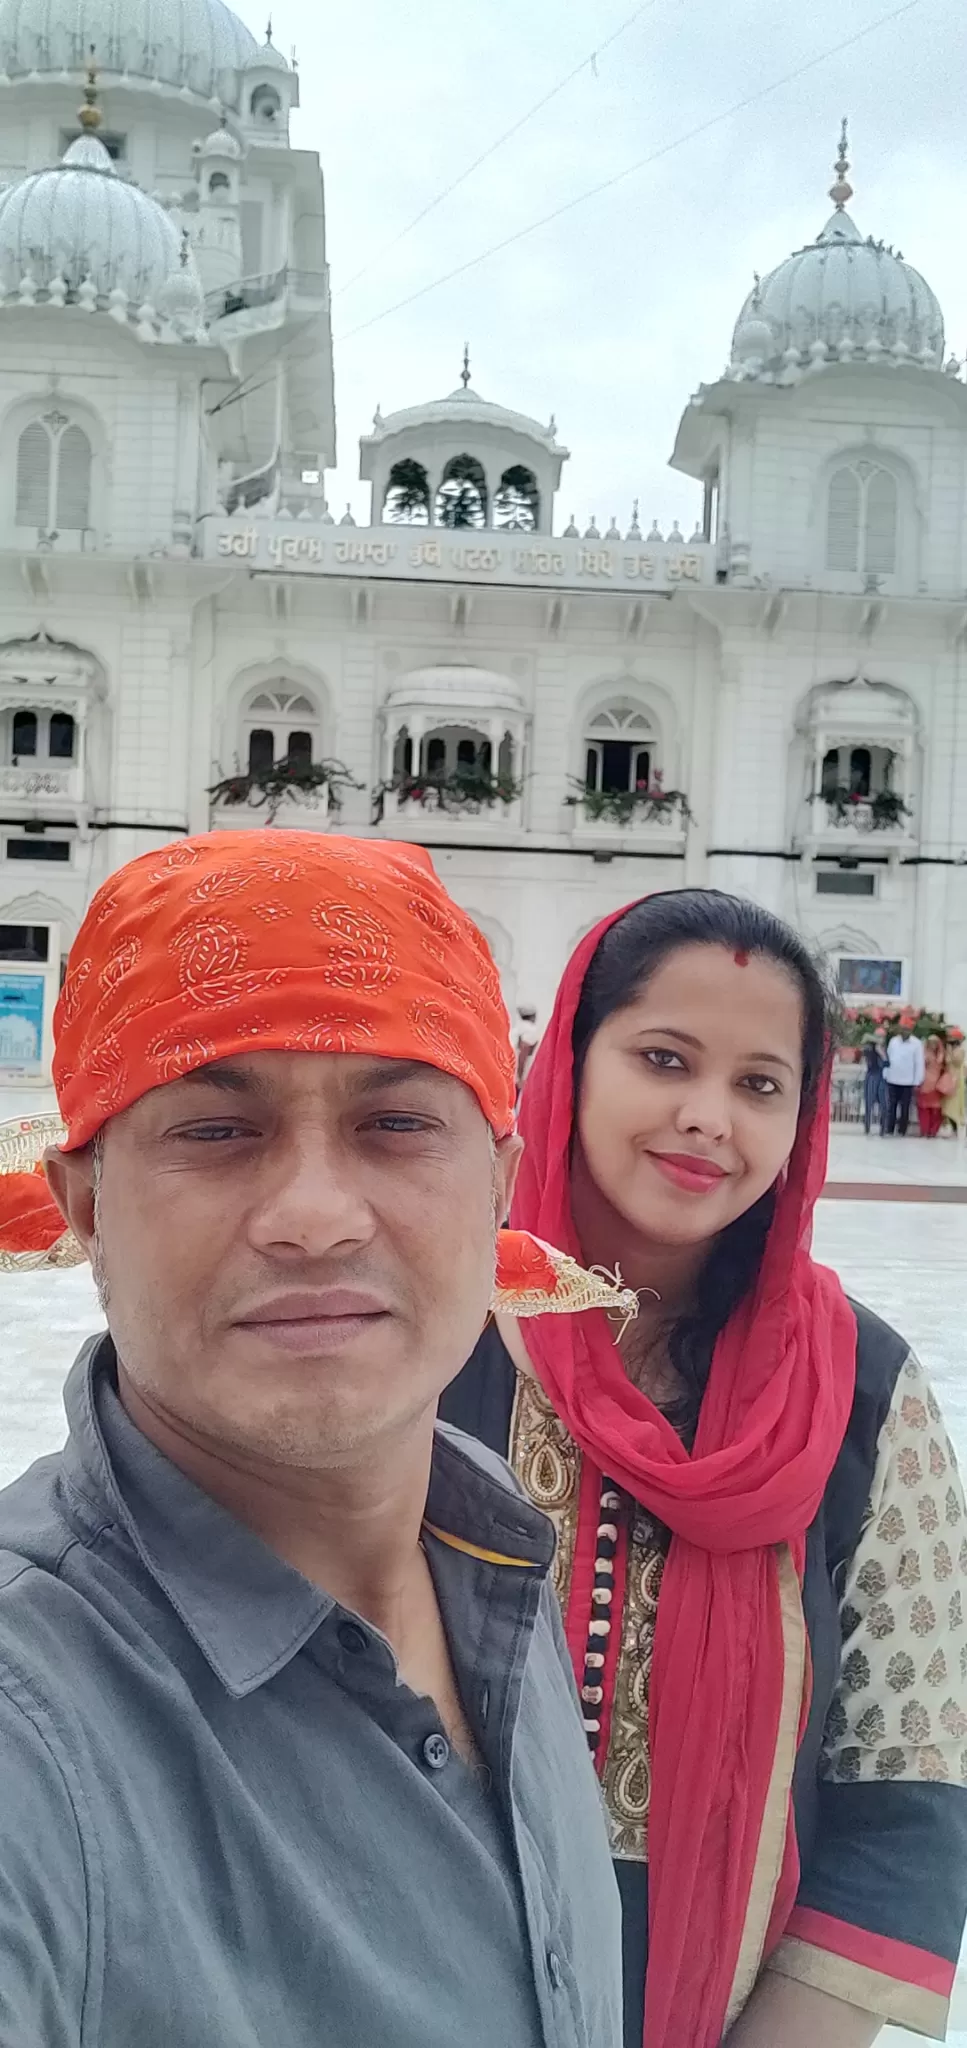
[{"xmin": 60, "ymin": 1336, "xmax": 552, "ymax": 1700}]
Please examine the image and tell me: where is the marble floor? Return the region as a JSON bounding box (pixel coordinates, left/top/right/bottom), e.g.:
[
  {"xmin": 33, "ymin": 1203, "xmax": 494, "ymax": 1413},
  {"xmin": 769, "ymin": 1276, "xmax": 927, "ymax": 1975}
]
[{"xmin": 0, "ymin": 1104, "xmax": 965, "ymax": 2041}]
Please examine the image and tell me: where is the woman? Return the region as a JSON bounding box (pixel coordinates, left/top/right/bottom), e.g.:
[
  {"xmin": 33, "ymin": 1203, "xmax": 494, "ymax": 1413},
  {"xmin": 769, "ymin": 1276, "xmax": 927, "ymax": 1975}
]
[
  {"xmin": 861, "ymin": 1029, "xmax": 886, "ymax": 1134},
  {"xmin": 441, "ymin": 891, "xmax": 967, "ymax": 2048},
  {"xmin": 917, "ymin": 1033, "xmax": 947, "ymax": 1137},
  {"xmin": 942, "ymin": 1031, "xmax": 965, "ymax": 1136}
]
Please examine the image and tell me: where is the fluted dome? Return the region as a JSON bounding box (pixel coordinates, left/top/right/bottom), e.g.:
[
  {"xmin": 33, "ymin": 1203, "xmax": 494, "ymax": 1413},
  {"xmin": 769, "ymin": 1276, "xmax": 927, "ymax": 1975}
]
[
  {"xmin": 729, "ymin": 133, "xmax": 944, "ymax": 379},
  {"xmin": 0, "ymin": 0, "xmax": 257, "ymax": 104},
  {"xmin": 0, "ymin": 132, "xmax": 188, "ymax": 308},
  {"xmin": 198, "ymin": 123, "xmax": 244, "ymax": 162},
  {"xmin": 244, "ymin": 32, "xmax": 291, "ymax": 73},
  {"xmin": 369, "ymin": 383, "xmax": 563, "ymax": 452}
]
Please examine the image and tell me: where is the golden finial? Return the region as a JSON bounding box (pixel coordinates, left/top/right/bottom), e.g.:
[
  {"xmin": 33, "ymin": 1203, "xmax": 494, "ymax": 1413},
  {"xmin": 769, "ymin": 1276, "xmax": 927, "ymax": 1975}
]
[
  {"xmin": 78, "ymin": 45, "xmax": 102, "ymax": 131},
  {"xmin": 829, "ymin": 117, "xmax": 853, "ymax": 211}
]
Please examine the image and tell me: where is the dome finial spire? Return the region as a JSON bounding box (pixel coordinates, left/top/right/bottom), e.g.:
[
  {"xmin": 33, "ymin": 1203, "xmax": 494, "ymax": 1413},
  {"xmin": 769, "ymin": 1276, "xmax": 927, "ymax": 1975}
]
[
  {"xmin": 265, "ymin": 15, "xmax": 273, "ymax": 42},
  {"xmin": 829, "ymin": 116, "xmax": 853, "ymax": 211},
  {"xmin": 78, "ymin": 45, "xmax": 102, "ymax": 132},
  {"xmin": 461, "ymin": 342, "xmax": 471, "ymax": 389}
]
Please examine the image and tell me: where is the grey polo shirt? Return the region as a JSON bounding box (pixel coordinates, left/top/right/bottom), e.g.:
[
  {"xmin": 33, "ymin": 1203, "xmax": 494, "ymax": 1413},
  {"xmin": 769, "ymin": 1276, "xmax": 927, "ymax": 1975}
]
[{"xmin": 0, "ymin": 1338, "xmax": 621, "ymax": 2048}]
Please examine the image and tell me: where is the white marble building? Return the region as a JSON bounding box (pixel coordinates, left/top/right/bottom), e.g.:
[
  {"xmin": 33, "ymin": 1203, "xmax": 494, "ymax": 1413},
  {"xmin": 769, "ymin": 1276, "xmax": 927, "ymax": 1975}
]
[{"xmin": 0, "ymin": 1, "xmax": 964, "ymax": 1074}]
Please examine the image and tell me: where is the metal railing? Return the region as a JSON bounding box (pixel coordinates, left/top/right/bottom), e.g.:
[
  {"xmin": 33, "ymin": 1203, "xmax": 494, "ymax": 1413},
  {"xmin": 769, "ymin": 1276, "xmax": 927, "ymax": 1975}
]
[{"xmin": 204, "ymin": 268, "xmax": 328, "ymax": 323}]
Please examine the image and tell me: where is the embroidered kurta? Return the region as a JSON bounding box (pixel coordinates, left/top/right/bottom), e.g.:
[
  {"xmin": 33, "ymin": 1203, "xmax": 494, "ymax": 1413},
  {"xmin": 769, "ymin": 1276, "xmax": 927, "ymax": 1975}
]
[{"xmin": 441, "ymin": 1299, "xmax": 967, "ymax": 2045}]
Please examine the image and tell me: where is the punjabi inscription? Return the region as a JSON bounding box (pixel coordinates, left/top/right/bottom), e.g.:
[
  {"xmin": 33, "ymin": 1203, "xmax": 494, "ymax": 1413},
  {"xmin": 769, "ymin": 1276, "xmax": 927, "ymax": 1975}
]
[{"xmin": 215, "ymin": 528, "xmax": 706, "ymax": 588}]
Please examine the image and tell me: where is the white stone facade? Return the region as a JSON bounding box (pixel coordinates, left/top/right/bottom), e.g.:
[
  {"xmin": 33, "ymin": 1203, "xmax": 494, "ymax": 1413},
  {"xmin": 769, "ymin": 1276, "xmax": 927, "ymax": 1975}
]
[{"xmin": 0, "ymin": 8, "xmax": 963, "ymax": 1066}]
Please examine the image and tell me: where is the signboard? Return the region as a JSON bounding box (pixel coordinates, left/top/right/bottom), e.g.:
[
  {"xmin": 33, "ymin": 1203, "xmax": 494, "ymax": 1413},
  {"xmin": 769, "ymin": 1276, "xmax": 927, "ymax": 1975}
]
[
  {"xmin": 205, "ymin": 519, "xmax": 712, "ymax": 596},
  {"xmin": 0, "ymin": 972, "xmax": 45, "ymax": 1072},
  {"xmin": 836, "ymin": 958, "xmax": 904, "ymax": 999}
]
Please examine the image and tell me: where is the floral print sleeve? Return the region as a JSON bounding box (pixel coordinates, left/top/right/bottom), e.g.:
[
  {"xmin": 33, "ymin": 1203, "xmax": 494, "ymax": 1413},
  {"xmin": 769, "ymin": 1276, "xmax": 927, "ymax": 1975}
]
[
  {"xmin": 823, "ymin": 1349, "xmax": 967, "ymax": 1789},
  {"xmin": 767, "ymin": 1352, "xmax": 967, "ymax": 2038}
]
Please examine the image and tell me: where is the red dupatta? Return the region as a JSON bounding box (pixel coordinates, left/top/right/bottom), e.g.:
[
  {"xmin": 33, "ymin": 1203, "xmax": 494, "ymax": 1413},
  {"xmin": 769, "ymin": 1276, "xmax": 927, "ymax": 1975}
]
[{"xmin": 511, "ymin": 908, "xmax": 857, "ymax": 2048}]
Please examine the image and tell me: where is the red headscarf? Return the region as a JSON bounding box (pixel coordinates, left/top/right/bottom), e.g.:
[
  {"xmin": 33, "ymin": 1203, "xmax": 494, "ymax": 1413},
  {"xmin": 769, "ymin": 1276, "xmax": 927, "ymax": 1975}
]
[
  {"xmin": 0, "ymin": 831, "xmax": 565, "ymax": 1305},
  {"xmin": 512, "ymin": 905, "xmax": 857, "ymax": 2048}
]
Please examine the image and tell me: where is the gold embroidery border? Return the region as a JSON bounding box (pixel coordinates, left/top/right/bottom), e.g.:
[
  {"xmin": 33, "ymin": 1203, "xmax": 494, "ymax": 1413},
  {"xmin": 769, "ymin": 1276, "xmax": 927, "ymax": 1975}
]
[
  {"xmin": 508, "ymin": 1368, "xmax": 581, "ymax": 1610},
  {"xmin": 724, "ymin": 1544, "xmax": 808, "ymax": 2029},
  {"xmin": 767, "ymin": 1936, "xmax": 948, "ymax": 2038}
]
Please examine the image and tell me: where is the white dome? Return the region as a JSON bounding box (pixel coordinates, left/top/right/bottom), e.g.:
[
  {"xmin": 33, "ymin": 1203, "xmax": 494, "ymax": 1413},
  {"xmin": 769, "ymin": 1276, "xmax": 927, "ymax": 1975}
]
[
  {"xmin": 198, "ymin": 123, "xmax": 244, "ymax": 161},
  {"xmin": 371, "ymin": 383, "xmax": 563, "ymax": 452},
  {"xmin": 729, "ymin": 129, "xmax": 943, "ymax": 378},
  {"xmin": 386, "ymin": 665, "xmax": 524, "ymax": 715},
  {"xmin": 730, "ymin": 211, "xmax": 944, "ymax": 376},
  {"xmin": 244, "ymin": 33, "xmax": 291, "ymax": 72},
  {"xmin": 0, "ymin": 0, "xmax": 257, "ymax": 104},
  {"xmin": 158, "ymin": 245, "xmax": 204, "ymax": 335},
  {"xmin": 0, "ymin": 132, "xmax": 186, "ymax": 307}
]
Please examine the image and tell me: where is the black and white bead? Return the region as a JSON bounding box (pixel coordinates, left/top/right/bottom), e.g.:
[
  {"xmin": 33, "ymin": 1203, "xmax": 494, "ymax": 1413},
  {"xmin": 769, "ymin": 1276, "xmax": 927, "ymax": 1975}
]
[{"xmin": 579, "ymin": 1476, "xmax": 622, "ymax": 1753}]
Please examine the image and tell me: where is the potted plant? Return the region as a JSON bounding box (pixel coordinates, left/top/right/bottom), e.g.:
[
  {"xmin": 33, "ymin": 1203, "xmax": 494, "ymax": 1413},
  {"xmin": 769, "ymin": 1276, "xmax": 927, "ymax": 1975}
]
[
  {"xmin": 371, "ymin": 764, "xmax": 523, "ymax": 823},
  {"xmin": 208, "ymin": 757, "xmax": 362, "ymax": 823},
  {"xmin": 564, "ymin": 769, "xmax": 694, "ymax": 828},
  {"xmin": 870, "ymin": 788, "xmax": 912, "ymax": 829}
]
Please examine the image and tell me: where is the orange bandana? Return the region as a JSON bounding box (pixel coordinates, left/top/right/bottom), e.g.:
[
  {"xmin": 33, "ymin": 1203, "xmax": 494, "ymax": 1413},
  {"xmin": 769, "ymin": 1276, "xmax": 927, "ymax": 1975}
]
[
  {"xmin": 0, "ymin": 829, "xmax": 639, "ymax": 1326},
  {"xmin": 54, "ymin": 830, "xmax": 516, "ymax": 1150}
]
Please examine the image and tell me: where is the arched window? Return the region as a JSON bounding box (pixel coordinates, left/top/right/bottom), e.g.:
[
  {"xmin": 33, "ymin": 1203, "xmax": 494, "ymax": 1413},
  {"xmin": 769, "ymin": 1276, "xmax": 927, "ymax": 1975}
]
[
  {"xmin": 383, "ymin": 458, "xmax": 430, "ymax": 525},
  {"xmin": 11, "ymin": 711, "xmax": 37, "ymax": 760},
  {"xmin": 247, "ymin": 728, "xmax": 275, "ymax": 774},
  {"xmin": 56, "ymin": 427, "xmax": 92, "ymax": 530},
  {"xmin": 15, "ymin": 425, "xmax": 50, "ymax": 528},
  {"xmin": 208, "ymin": 171, "xmax": 231, "ymax": 194},
  {"xmin": 15, "ymin": 415, "xmax": 92, "ymax": 533},
  {"xmin": 392, "ymin": 728, "xmax": 413, "ymax": 777},
  {"xmin": 5, "ymin": 708, "xmax": 77, "ymax": 767},
  {"xmin": 583, "ymin": 703, "xmax": 656, "ymax": 795},
  {"xmin": 420, "ymin": 725, "xmax": 492, "ymax": 778},
  {"xmin": 48, "ymin": 712, "xmax": 76, "ymax": 760},
  {"xmin": 493, "ymin": 464, "xmax": 539, "ymax": 531},
  {"xmin": 240, "ymin": 686, "xmax": 322, "ymax": 775},
  {"xmin": 818, "ymin": 742, "xmax": 896, "ymax": 804},
  {"xmin": 849, "ymin": 747, "xmax": 871, "ymax": 797},
  {"xmin": 826, "ymin": 461, "xmax": 898, "ymax": 576},
  {"xmin": 435, "ymin": 454, "xmax": 487, "ymax": 529},
  {"xmin": 250, "ymin": 84, "xmax": 281, "ymax": 123}
]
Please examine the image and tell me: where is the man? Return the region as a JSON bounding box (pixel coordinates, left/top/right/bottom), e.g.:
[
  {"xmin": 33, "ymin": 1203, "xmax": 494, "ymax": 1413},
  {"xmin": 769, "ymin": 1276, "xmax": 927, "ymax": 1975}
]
[
  {"xmin": 881, "ymin": 1018, "xmax": 925, "ymax": 1135},
  {"xmin": 861, "ymin": 1027, "xmax": 887, "ymax": 1134},
  {"xmin": 515, "ymin": 1005, "xmax": 540, "ymax": 1102},
  {"xmin": 0, "ymin": 831, "xmax": 622, "ymax": 2048}
]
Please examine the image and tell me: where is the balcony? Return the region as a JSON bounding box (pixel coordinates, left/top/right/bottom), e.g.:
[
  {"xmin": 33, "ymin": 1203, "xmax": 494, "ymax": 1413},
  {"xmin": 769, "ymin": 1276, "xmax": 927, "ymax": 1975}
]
[
  {"xmin": 203, "ymin": 268, "xmax": 328, "ymax": 327},
  {"xmin": 372, "ymin": 769, "xmax": 524, "ymax": 839},
  {"xmin": 565, "ymin": 779, "xmax": 692, "ymax": 850},
  {"xmin": 805, "ymin": 787, "xmax": 916, "ymax": 852},
  {"xmin": 207, "ymin": 758, "xmax": 361, "ymax": 828},
  {"xmin": 0, "ymin": 763, "xmax": 83, "ymax": 806}
]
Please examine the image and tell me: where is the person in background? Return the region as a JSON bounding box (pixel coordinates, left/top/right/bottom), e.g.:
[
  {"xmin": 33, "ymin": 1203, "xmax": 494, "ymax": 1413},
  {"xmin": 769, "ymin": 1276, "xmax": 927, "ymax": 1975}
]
[
  {"xmin": 515, "ymin": 1006, "xmax": 540, "ymax": 1102},
  {"xmin": 0, "ymin": 832, "xmax": 623, "ymax": 2048},
  {"xmin": 916, "ymin": 1033, "xmax": 948, "ymax": 1138},
  {"xmin": 442, "ymin": 890, "xmax": 967, "ymax": 2048},
  {"xmin": 861, "ymin": 1029, "xmax": 887, "ymax": 1134},
  {"xmin": 942, "ymin": 1031, "xmax": 965, "ymax": 1137},
  {"xmin": 882, "ymin": 1019, "xmax": 925, "ymax": 1135}
]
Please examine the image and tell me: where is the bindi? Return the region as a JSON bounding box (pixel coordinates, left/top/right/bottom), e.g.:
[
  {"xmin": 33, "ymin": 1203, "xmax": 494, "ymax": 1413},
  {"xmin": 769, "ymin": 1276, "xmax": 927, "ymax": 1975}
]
[{"xmin": 733, "ymin": 949, "xmax": 750, "ymax": 967}]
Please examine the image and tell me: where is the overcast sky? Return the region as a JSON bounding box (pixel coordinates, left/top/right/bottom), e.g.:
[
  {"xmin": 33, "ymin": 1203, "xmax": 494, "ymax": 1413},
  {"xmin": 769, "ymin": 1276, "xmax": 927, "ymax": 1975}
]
[{"xmin": 236, "ymin": 0, "xmax": 958, "ymax": 534}]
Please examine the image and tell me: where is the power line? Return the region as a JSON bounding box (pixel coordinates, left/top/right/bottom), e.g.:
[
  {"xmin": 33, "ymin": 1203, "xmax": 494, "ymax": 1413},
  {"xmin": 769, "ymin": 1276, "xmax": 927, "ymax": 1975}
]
[
  {"xmin": 207, "ymin": 0, "xmax": 666, "ymax": 420},
  {"xmin": 336, "ymin": 0, "xmax": 929, "ymax": 346},
  {"xmin": 334, "ymin": 0, "xmax": 663, "ymax": 299}
]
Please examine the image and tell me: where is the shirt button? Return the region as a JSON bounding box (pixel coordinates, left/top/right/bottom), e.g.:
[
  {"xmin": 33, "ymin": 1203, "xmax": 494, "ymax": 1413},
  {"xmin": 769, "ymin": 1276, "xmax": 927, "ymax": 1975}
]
[
  {"xmin": 422, "ymin": 1732, "xmax": 450, "ymax": 1771},
  {"xmin": 547, "ymin": 1950, "xmax": 564, "ymax": 1991},
  {"xmin": 337, "ymin": 1622, "xmax": 369, "ymax": 1656}
]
